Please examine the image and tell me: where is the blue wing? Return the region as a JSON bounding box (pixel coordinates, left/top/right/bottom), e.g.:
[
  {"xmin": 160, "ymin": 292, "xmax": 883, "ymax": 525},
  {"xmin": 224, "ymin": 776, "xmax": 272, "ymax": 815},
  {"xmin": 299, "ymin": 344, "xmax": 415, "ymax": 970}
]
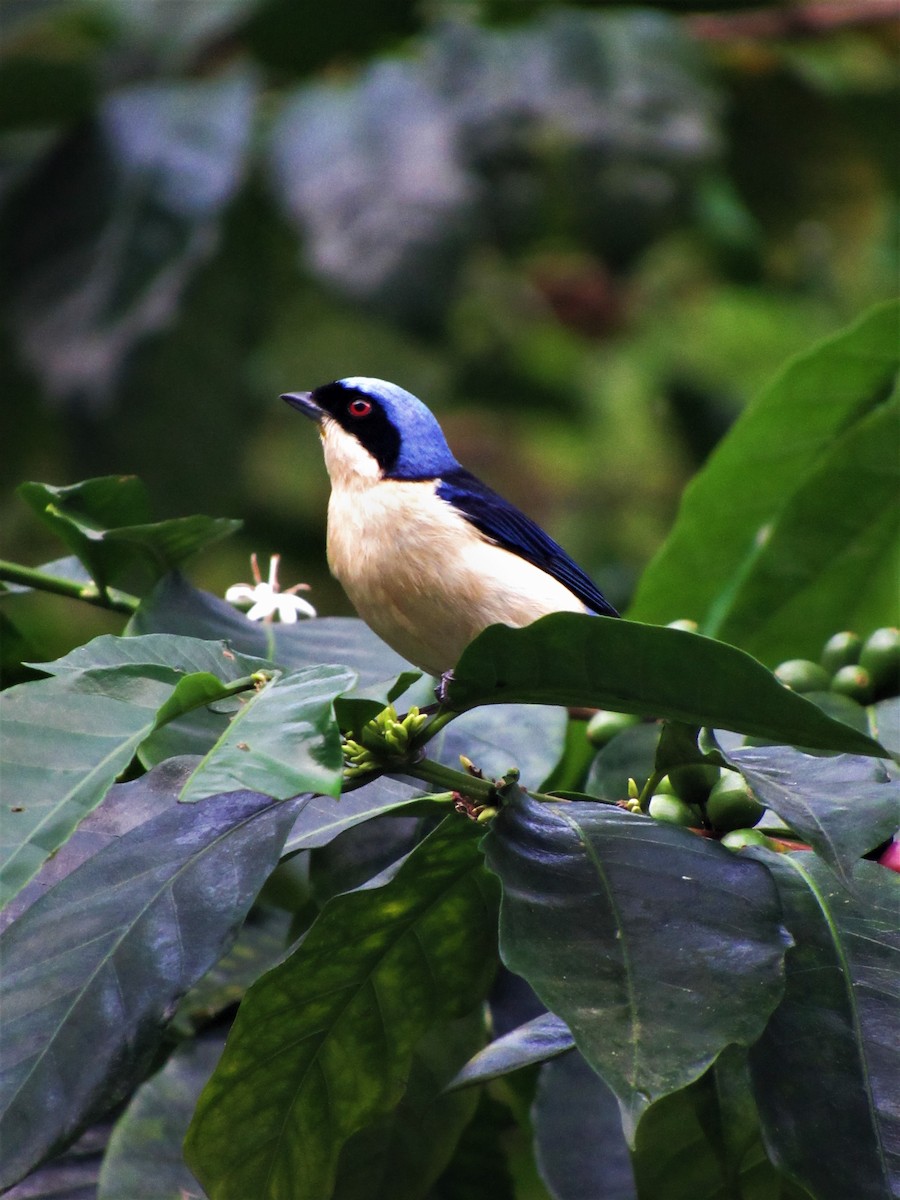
[{"xmin": 436, "ymin": 468, "xmax": 619, "ymax": 618}]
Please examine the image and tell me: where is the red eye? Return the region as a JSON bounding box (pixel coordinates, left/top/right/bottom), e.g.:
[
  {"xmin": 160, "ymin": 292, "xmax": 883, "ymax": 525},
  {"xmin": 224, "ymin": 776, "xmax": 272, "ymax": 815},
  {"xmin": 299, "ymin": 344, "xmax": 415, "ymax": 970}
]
[{"xmin": 348, "ymin": 398, "xmax": 373, "ymax": 418}]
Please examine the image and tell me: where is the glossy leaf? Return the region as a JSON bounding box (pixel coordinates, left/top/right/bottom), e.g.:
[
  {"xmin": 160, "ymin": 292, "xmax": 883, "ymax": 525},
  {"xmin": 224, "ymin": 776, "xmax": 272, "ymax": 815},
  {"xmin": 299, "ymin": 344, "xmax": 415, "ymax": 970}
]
[
  {"xmin": 707, "ymin": 393, "xmax": 899, "ymax": 662},
  {"xmin": 0, "ymin": 789, "xmax": 304, "ymax": 1190},
  {"xmin": 131, "ymin": 572, "xmax": 418, "ymax": 687},
  {"xmin": 185, "ymin": 818, "xmax": 500, "ymax": 1200},
  {"xmin": 533, "ymin": 1051, "xmax": 636, "ymax": 1200},
  {"xmin": 37, "ymin": 630, "xmax": 270, "ymax": 680},
  {"xmin": 0, "ymin": 669, "xmax": 172, "ymax": 908},
  {"xmin": 449, "ymin": 1013, "xmax": 575, "ymax": 1091},
  {"xmin": 282, "ymin": 775, "xmax": 426, "ymax": 856},
  {"xmin": 748, "ymin": 853, "xmax": 900, "ymax": 1200},
  {"xmin": 629, "ymin": 301, "xmax": 900, "ymax": 651},
  {"xmin": 721, "ymin": 745, "xmax": 900, "ymax": 890},
  {"xmin": 482, "ymin": 790, "xmax": 790, "ymax": 1135},
  {"xmin": 448, "ymin": 614, "xmax": 884, "ymax": 757},
  {"xmin": 330, "ymin": 1012, "xmax": 486, "ymax": 1200},
  {"xmin": 427, "ymin": 703, "xmax": 568, "ymax": 789},
  {"xmin": 0, "ymin": 757, "xmax": 197, "ymax": 932},
  {"xmin": 178, "ymin": 664, "xmax": 355, "ymax": 802},
  {"xmin": 97, "ymin": 1034, "xmax": 222, "ymax": 1200}
]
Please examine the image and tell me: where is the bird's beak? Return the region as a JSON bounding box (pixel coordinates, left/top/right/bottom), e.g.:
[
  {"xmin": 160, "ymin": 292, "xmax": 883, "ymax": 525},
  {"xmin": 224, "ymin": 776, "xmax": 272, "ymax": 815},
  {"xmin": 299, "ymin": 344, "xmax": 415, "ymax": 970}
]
[{"xmin": 281, "ymin": 391, "xmax": 324, "ymax": 423}]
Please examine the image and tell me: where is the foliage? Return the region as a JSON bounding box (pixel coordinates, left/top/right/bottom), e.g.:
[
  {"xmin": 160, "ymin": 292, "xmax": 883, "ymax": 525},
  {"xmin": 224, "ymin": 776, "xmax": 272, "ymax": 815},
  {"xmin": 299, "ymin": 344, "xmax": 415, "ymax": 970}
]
[{"xmin": 1, "ymin": 305, "xmax": 898, "ymax": 1199}]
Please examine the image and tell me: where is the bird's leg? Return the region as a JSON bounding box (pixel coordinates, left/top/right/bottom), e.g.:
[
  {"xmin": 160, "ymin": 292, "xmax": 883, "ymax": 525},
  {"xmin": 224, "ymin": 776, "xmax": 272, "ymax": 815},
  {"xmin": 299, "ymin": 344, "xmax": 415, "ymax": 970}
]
[{"xmin": 435, "ymin": 669, "xmax": 455, "ymax": 707}]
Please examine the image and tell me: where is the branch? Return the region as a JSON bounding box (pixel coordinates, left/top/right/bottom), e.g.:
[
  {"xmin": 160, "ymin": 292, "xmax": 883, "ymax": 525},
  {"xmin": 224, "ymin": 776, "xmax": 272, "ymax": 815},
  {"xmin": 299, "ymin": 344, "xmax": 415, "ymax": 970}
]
[{"xmin": 0, "ymin": 560, "xmax": 138, "ymax": 614}]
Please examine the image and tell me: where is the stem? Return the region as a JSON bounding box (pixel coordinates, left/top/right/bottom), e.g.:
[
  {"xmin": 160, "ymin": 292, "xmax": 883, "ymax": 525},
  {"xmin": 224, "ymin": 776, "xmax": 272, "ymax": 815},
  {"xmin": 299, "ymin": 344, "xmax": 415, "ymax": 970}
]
[
  {"xmin": 418, "ymin": 707, "xmax": 460, "ymax": 744},
  {"xmin": 403, "ymin": 756, "xmax": 499, "ymax": 805},
  {"xmin": 0, "ymin": 560, "xmax": 138, "ymax": 614}
]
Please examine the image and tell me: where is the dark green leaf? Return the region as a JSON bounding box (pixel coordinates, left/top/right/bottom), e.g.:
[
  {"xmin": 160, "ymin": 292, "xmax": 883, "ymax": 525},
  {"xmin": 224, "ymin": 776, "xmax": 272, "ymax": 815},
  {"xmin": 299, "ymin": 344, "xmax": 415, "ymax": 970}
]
[
  {"xmin": 282, "ymin": 776, "xmax": 426, "ymax": 856},
  {"xmin": 533, "ymin": 1051, "xmax": 636, "ymax": 1200},
  {"xmin": 185, "ymin": 818, "xmax": 500, "ymax": 1200},
  {"xmin": 331, "ymin": 1013, "xmax": 486, "ymax": 1200},
  {"xmin": 448, "ymin": 614, "xmax": 884, "ymax": 757},
  {"xmin": 748, "ymin": 854, "xmax": 900, "ymax": 1200},
  {"xmin": 708, "ymin": 393, "xmax": 900, "ymax": 663},
  {"xmin": 0, "ymin": 788, "xmax": 303, "ymax": 1190},
  {"xmin": 131, "ymin": 572, "xmax": 417, "ymax": 686},
  {"xmin": 630, "ymin": 301, "xmax": 900, "ymax": 645},
  {"xmin": 0, "ymin": 669, "xmax": 172, "ymax": 907},
  {"xmin": 18, "ymin": 478, "xmax": 241, "ymax": 593},
  {"xmin": 482, "ymin": 790, "xmax": 789, "ymax": 1135},
  {"xmin": 0, "ymin": 757, "xmax": 196, "ymax": 932},
  {"xmin": 629, "ymin": 1051, "xmax": 808, "ymax": 1200},
  {"xmin": 584, "ymin": 723, "xmax": 661, "ymax": 802},
  {"xmin": 178, "ymin": 664, "xmax": 356, "ymax": 802},
  {"xmin": 97, "ymin": 1035, "xmax": 222, "ymax": 1200},
  {"xmin": 449, "ymin": 1013, "xmax": 575, "ymax": 1091},
  {"xmin": 427, "ymin": 704, "xmax": 568, "ymax": 789},
  {"xmin": 721, "ymin": 745, "xmax": 900, "ymax": 889},
  {"xmin": 431, "ymin": 1091, "xmax": 516, "ymax": 1200},
  {"xmin": 36, "ymin": 631, "xmax": 271, "ymax": 681}
]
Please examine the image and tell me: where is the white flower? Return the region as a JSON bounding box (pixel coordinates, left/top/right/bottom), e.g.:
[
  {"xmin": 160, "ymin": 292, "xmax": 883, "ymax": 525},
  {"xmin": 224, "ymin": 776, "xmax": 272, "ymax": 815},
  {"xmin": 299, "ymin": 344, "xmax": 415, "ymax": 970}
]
[{"xmin": 225, "ymin": 553, "xmax": 316, "ymax": 623}]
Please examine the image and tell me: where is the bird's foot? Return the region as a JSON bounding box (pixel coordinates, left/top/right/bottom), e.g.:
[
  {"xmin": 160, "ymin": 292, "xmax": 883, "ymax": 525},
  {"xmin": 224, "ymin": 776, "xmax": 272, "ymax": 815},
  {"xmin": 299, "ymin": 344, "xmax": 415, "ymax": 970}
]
[{"xmin": 435, "ymin": 669, "xmax": 455, "ymax": 707}]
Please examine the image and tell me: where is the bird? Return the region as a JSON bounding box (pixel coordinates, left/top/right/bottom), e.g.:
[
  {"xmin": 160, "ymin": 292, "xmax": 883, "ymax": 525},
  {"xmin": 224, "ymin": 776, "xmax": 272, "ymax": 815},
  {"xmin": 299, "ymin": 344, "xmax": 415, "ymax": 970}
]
[{"xmin": 282, "ymin": 377, "xmax": 618, "ymax": 679}]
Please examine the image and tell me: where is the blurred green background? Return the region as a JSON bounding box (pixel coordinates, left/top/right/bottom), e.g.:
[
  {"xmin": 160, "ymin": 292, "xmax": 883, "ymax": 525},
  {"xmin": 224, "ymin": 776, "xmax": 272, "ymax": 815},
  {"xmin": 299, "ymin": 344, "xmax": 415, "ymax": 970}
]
[{"xmin": 1, "ymin": 0, "xmax": 897, "ymax": 660}]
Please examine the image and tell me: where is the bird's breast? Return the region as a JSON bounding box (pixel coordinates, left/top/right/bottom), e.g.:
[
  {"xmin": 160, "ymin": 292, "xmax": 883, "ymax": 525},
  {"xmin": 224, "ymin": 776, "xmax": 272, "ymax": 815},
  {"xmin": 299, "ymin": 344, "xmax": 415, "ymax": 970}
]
[{"xmin": 326, "ymin": 480, "xmax": 585, "ymax": 675}]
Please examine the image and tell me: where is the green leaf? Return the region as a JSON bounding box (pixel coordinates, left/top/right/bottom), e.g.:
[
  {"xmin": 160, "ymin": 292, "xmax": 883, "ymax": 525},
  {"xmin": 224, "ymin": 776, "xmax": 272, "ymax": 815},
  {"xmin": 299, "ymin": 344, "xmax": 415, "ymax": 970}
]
[
  {"xmin": 447, "ymin": 614, "xmax": 885, "ymax": 757},
  {"xmin": 482, "ymin": 790, "xmax": 790, "ymax": 1135},
  {"xmin": 184, "ymin": 818, "xmax": 500, "ymax": 1200},
  {"xmin": 708, "ymin": 392, "xmax": 900, "ymax": 663},
  {"xmin": 131, "ymin": 572, "xmax": 418, "ymax": 687},
  {"xmin": 721, "ymin": 745, "xmax": 900, "ymax": 890},
  {"xmin": 748, "ymin": 854, "xmax": 900, "ymax": 1200},
  {"xmin": 427, "ymin": 704, "xmax": 569, "ymax": 789},
  {"xmin": 178, "ymin": 664, "xmax": 356, "ymax": 803},
  {"xmin": 0, "ymin": 669, "xmax": 173, "ymax": 908},
  {"xmin": 431, "ymin": 1091, "xmax": 517, "ymax": 1200},
  {"xmin": 629, "ymin": 301, "xmax": 900, "ymax": 642},
  {"xmin": 533, "ymin": 1051, "xmax": 636, "ymax": 1200},
  {"xmin": 36, "ymin": 630, "xmax": 272, "ymax": 680},
  {"xmin": 282, "ymin": 776, "xmax": 427, "ymax": 856},
  {"xmin": 18, "ymin": 478, "xmax": 241, "ymax": 594},
  {"xmin": 97, "ymin": 1034, "xmax": 222, "ymax": 1200},
  {"xmin": 0, "ymin": 787, "xmax": 304, "ymax": 1190},
  {"xmin": 331, "ymin": 1013, "xmax": 486, "ymax": 1200},
  {"xmin": 584, "ymin": 722, "xmax": 661, "ymax": 802},
  {"xmin": 449, "ymin": 1013, "xmax": 575, "ymax": 1090}
]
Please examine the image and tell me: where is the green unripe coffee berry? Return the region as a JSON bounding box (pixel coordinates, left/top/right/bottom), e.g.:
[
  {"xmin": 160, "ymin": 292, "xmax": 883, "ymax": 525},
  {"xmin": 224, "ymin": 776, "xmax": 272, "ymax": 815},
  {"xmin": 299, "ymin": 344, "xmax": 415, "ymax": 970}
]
[
  {"xmin": 720, "ymin": 828, "xmax": 775, "ymax": 852},
  {"xmin": 586, "ymin": 709, "xmax": 641, "ymax": 748},
  {"xmin": 859, "ymin": 627, "xmax": 900, "ymax": 699},
  {"xmin": 667, "ymin": 764, "xmax": 721, "ymax": 805},
  {"xmin": 774, "ymin": 659, "xmax": 831, "ymax": 693},
  {"xmin": 831, "ymin": 664, "xmax": 874, "ymax": 705},
  {"xmin": 654, "ymin": 775, "xmax": 678, "ymax": 795},
  {"xmin": 648, "ymin": 794, "xmax": 697, "ymax": 827},
  {"xmin": 820, "ymin": 631, "xmax": 862, "ymax": 675},
  {"xmin": 706, "ymin": 769, "xmax": 764, "ymax": 832}
]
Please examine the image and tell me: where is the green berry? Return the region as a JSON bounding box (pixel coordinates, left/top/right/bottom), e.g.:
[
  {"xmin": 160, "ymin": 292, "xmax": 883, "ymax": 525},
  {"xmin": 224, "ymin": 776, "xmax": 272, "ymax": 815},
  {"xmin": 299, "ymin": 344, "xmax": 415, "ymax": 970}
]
[
  {"xmin": 667, "ymin": 764, "xmax": 721, "ymax": 805},
  {"xmin": 820, "ymin": 631, "xmax": 862, "ymax": 675},
  {"xmin": 859, "ymin": 627, "xmax": 900, "ymax": 699},
  {"xmin": 830, "ymin": 664, "xmax": 874, "ymax": 704},
  {"xmin": 720, "ymin": 828, "xmax": 775, "ymax": 852},
  {"xmin": 706, "ymin": 769, "xmax": 764, "ymax": 832},
  {"xmin": 648, "ymin": 794, "xmax": 697, "ymax": 827},
  {"xmin": 654, "ymin": 774, "xmax": 678, "ymax": 795},
  {"xmin": 774, "ymin": 659, "xmax": 831, "ymax": 693},
  {"xmin": 586, "ymin": 709, "xmax": 641, "ymax": 748}
]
